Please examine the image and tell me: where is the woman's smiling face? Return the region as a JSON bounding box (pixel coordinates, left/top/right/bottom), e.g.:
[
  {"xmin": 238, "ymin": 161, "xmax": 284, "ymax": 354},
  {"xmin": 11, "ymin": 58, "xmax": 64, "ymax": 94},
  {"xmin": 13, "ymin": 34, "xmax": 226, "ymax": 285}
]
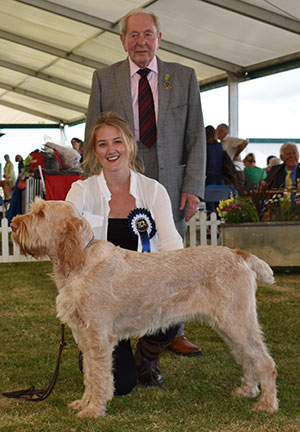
[{"xmin": 94, "ymin": 125, "xmax": 129, "ymax": 173}]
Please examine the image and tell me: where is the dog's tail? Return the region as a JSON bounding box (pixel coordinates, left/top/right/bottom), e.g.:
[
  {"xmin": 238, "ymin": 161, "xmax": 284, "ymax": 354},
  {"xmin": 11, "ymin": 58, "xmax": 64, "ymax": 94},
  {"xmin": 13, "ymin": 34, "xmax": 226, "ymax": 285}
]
[{"xmin": 235, "ymin": 249, "xmax": 275, "ymax": 285}]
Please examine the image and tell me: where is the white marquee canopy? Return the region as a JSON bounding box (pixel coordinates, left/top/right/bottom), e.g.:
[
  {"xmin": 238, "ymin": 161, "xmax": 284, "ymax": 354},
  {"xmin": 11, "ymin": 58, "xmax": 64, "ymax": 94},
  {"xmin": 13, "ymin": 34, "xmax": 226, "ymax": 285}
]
[{"xmin": 0, "ymin": 0, "xmax": 299, "ymax": 128}]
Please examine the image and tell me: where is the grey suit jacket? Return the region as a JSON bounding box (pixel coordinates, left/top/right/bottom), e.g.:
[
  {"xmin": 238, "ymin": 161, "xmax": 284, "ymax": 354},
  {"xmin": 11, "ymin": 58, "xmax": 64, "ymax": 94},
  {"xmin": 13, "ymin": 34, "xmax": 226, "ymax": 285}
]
[{"xmin": 85, "ymin": 57, "xmax": 206, "ymax": 221}]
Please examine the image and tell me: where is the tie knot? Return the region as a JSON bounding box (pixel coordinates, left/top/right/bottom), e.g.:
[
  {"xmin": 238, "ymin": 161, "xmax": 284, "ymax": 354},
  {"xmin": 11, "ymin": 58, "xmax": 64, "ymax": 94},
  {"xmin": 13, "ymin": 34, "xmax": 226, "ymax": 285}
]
[
  {"xmin": 137, "ymin": 68, "xmax": 150, "ymax": 78},
  {"xmin": 287, "ymin": 170, "xmax": 292, "ymax": 174}
]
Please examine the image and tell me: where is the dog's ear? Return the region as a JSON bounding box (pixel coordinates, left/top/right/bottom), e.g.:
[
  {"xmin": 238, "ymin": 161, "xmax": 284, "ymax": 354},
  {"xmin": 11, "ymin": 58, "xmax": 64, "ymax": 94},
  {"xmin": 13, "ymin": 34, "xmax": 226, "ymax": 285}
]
[{"xmin": 57, "ymin": 217, "xmax": 86, "ymax": 274}]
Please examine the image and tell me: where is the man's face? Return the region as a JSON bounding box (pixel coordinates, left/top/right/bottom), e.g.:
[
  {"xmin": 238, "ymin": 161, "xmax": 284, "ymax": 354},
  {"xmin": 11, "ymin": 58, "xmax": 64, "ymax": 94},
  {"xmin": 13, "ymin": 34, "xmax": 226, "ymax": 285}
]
[
  {"xmin": 120, "ymin": 13, "xmax": 161, "ymax": 68},
  {"xmin": 281, "ymin": 145, "xmax": 299, "ymax": 169},
  {"xmin": 215, "ymin": 126, "xmax": 227, "ymax": 141}
]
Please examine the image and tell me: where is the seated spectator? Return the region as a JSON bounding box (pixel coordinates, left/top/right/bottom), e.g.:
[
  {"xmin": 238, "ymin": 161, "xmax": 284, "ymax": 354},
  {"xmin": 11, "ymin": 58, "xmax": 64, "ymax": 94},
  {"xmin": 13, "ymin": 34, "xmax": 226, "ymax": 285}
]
[
  {"xmin": 264, "ymin": 142, "xmax": 300, "ymax": 190},
  {"xmin": 233, "ymin": 154, "xmax": 244, "ymax": 170},
  {"xmin": 0, "ymin": 154, "xmax": 16, "ymax": 201},
  {"xmin": 268, "ymin": 157, "xmax": 281, "ymax": 168},
  {"xmin": 243, "ymin": 153, "xmax": 267, "ymax": 188},
  {"xmin": 215, "ymin": 123, "xmax": 249, "ymax": 161},
  {"xmin": 264, "ymin": 155, "xmax": 276, "ymax": 173}
]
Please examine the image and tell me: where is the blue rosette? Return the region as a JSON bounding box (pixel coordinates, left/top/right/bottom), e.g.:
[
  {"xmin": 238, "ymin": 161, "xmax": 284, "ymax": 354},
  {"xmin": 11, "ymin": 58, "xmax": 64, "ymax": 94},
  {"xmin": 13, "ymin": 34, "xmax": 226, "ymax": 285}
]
[{"xmin": 127, "ymin": 208, "xmax": 156, "ymax": 253}]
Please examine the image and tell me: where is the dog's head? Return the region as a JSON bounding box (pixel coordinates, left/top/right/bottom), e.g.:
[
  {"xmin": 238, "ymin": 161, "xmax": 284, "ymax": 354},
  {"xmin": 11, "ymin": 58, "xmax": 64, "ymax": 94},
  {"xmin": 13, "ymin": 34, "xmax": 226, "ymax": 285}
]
[{"xmin": 11, "ymin": 198, "xmax": 94, "ymax": 274}]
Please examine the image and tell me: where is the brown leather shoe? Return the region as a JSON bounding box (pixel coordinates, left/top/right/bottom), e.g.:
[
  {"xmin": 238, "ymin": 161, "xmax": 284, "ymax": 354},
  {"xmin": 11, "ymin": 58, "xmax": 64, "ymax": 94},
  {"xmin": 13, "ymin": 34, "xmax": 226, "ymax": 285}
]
[{"xmin": 167, "ymin": 336, "xmax": 202, "ymax": 356}]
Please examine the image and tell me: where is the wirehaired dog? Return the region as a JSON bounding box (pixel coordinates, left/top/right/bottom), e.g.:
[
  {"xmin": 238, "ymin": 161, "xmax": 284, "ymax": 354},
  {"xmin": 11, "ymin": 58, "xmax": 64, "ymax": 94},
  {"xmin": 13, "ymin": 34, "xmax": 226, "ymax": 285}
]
[{"xmin": 10, "ymin": 198, "xmax": 278, "ymax": 418}]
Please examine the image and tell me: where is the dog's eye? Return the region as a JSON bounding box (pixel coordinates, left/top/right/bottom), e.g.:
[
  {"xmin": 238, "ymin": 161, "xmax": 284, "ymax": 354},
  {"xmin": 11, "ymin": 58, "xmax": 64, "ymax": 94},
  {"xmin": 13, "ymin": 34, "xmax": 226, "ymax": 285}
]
[{"xmin": 37, "ymin": 210, "xmax": 45, "ymax": 217}]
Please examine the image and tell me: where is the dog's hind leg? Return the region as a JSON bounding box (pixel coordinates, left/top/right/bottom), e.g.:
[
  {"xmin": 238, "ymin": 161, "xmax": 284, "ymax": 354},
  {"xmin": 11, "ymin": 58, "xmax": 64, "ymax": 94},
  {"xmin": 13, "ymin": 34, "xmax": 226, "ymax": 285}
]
[
  {"xmin": 235, "ymin": 337, "xmax": 277, "ymax": 413},
  {"xmin": 213, "ymin": 313, "xmax": 278, "ymax": 413},
  {"xmin": 75, "ymin": 330, "xmax": 115, "ymax": 418},
  {"xmin": 216, "ymin": 327, "xmax": 260, "ymax": 398}
]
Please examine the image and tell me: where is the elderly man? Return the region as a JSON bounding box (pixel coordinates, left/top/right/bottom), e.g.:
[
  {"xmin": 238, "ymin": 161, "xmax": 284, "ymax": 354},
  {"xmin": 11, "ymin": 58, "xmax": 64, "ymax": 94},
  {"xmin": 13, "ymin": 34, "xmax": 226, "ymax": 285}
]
[
  {"xmin": 85, "ymin": 9, "xmax": 206, "ymax": 355},
  {"xmin": 84, "ymin": 7, "xmax": 206, "ymax": 385},
  {"xmin": 265, "ymin": 142, "xmax": 300, "ymax": 190},
  {"xmin": 85, "ymin": 9, "xmax": 205, "ymax": 228}
]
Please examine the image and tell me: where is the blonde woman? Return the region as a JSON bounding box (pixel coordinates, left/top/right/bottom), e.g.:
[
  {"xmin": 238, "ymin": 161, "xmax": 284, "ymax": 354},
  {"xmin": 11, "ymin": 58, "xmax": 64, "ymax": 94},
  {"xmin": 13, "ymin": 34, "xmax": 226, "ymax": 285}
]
[
  {"xmin": 243, "ymin": 153, "xmax": 267, "ymax": 188},
  {"xmin": 66, "ymin": 112, "xmax": 183, "ymax": 395}
]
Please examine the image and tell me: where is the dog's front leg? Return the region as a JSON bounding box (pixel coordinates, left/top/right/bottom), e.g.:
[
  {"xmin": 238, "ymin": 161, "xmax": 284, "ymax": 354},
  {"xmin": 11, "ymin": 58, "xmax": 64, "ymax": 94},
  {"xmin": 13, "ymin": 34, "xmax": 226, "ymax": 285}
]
[
  {"xmin": 75, "ymin": 331, "xmax": 115, "ymax": 418},
  {"xmin": 69, "ymin": 337, "xmax": 93, "ymax": 412}
]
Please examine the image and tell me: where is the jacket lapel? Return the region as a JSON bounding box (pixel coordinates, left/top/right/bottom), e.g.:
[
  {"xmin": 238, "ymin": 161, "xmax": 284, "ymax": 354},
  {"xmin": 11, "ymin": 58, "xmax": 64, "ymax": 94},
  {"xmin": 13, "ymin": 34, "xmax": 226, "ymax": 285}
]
[
  {"xmin": 115, "ymin": 59, "xmax": 134, "ymax": 130},
  {"xmin": 297, "ymin": 165, "xmax": 300, "ymax": 181},
  {"xmin": 157, "ymin": 58, "xmax": 171, "ymax": 134}
]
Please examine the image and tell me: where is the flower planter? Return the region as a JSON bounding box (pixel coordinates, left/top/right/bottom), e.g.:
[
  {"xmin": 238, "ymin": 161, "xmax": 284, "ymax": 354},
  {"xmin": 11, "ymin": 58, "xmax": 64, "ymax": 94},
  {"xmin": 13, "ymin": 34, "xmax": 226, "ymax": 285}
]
[{"xmin": 220, "ymin": 221, "xmax": 300, "ymax": 267}]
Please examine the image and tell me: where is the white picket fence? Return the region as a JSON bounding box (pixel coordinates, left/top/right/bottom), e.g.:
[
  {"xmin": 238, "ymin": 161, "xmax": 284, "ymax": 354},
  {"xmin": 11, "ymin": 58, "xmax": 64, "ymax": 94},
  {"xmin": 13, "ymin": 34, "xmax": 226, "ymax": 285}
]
[
  {"xmin": 0, "ymin": 211, "xmax": 221, "ymax": 263},
  {"xmin": 185, "ymin": 210, "xmax": 221, "ymax": 248},
  {"xmin": 0, "ymin": 217, "xmax": 36, "ymax": 263}
]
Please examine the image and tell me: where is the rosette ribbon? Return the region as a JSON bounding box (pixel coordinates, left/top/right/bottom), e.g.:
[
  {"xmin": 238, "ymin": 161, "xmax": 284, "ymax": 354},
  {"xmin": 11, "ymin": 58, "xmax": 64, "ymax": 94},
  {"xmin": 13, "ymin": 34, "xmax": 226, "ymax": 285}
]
[{"xmin": 127, "ymin": 208, "xmax": 156, "ymax": 253}]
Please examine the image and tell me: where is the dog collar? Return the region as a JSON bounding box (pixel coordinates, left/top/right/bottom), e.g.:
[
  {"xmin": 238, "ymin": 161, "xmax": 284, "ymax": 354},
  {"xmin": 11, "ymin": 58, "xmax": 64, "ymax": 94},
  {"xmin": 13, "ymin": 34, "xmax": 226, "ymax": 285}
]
[{"xmin": 84, "ymin": 234, "xmax": 94, "ymax": 251}]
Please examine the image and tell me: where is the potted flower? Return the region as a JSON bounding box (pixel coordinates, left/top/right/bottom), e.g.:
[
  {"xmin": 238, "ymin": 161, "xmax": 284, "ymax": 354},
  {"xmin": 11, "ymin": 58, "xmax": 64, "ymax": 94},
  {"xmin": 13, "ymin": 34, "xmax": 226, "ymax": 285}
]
[
  {"xmin": 267, "ymin": 191, "xmax": 300, "ymax": 221},
  {"xmin": 217, "ymin": 194, "xmax": 260, "ymax": 223},
  {"xmin": 218, "ymin": 191, "xmax": 300, "ymax": 268}
]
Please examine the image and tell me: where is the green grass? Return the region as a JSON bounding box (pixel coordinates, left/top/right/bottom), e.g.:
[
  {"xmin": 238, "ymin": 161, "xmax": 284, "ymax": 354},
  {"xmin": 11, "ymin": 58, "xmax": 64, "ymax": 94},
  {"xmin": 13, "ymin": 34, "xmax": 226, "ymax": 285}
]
[{"xmin": 0, "ymin": 262, "xmax": 299, "ymax": 432}]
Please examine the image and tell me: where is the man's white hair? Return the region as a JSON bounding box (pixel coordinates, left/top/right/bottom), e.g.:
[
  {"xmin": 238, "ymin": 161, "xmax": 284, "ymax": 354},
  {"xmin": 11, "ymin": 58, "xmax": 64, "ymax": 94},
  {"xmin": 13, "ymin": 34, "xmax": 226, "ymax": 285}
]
[
  {"xmin": 280, "ymin": 141, "xmax": 299, "ymax": 157},
  {"xmin": 119, "ymin": 8, "xmax": 160, "ymax": 36}
]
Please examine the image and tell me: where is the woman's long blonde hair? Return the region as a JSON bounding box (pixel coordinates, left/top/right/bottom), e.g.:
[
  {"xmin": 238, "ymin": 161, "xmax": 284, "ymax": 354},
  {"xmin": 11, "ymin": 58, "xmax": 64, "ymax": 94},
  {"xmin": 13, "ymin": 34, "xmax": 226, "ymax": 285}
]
[{"xmin": 82, "ymin": 112, "xmax": 144, "ymax": 176}]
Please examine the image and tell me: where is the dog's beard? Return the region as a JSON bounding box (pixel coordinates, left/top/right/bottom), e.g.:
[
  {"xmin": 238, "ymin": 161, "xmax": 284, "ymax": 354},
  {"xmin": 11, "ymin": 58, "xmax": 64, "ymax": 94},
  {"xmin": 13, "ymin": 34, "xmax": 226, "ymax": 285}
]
[{"xmin": 11, "ymin": 219, "xmax": 47, "ymax": 258}]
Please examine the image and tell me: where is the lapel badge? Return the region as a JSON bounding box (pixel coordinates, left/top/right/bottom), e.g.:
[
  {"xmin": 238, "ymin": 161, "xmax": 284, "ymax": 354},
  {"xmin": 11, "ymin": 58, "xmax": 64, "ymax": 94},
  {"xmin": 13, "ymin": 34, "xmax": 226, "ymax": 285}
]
[{"xmin": 164, "ymin": 73, "xmax": 172, "ymax": 89}]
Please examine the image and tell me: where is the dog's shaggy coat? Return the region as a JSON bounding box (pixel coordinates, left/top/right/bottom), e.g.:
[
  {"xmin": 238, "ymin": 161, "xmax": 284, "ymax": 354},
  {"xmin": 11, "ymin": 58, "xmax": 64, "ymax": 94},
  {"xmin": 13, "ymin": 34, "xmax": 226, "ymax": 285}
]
[{"xmin": 10, "ymin": 198, "xmax": 278, "ymax": 418}]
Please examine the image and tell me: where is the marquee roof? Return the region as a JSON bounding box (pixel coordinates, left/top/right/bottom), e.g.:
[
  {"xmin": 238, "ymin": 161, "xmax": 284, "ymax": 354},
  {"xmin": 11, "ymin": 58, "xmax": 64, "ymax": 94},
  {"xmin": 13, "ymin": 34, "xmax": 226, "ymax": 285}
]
[{"xmin": 0, "ymin": 0, "xmax": 299, "ymax": 127}]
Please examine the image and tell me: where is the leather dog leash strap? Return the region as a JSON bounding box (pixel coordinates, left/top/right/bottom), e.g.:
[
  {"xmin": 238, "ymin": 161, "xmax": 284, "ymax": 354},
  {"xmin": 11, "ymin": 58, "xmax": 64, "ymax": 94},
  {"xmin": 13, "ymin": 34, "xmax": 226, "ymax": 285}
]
[{"xmin": 3, "ymin": 324, "xmax": 66, "ymax": 402}]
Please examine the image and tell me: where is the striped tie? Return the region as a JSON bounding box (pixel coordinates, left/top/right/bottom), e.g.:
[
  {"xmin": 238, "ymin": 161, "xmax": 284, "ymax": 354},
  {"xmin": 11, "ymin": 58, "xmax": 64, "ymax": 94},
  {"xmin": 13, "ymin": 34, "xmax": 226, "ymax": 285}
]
[
  {"xmin": 137, "ymin": 68, "xmax": 157, "ymax": 148},
  {"xmin": 286, "ymin": 170, "xmax": 293, "ymax": 189}
]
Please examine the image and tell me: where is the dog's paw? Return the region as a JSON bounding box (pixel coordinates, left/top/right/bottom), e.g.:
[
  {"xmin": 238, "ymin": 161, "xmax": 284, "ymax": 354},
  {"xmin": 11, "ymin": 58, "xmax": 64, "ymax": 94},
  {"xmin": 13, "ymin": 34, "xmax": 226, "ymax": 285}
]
[
  {"xmin": 233, "ymin": 384, "xmax": 260, "ymax": 398},
  {"xmin": 76, "ymin": 405, "xmax": 106, "ymax": 418},
  {"xmin": 252, "ymin": 399, "xmax": 278, "ymax": 413},
  {"xmin": 69, "ymin": 399, "xmax": 84, "ymax": 411}
]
